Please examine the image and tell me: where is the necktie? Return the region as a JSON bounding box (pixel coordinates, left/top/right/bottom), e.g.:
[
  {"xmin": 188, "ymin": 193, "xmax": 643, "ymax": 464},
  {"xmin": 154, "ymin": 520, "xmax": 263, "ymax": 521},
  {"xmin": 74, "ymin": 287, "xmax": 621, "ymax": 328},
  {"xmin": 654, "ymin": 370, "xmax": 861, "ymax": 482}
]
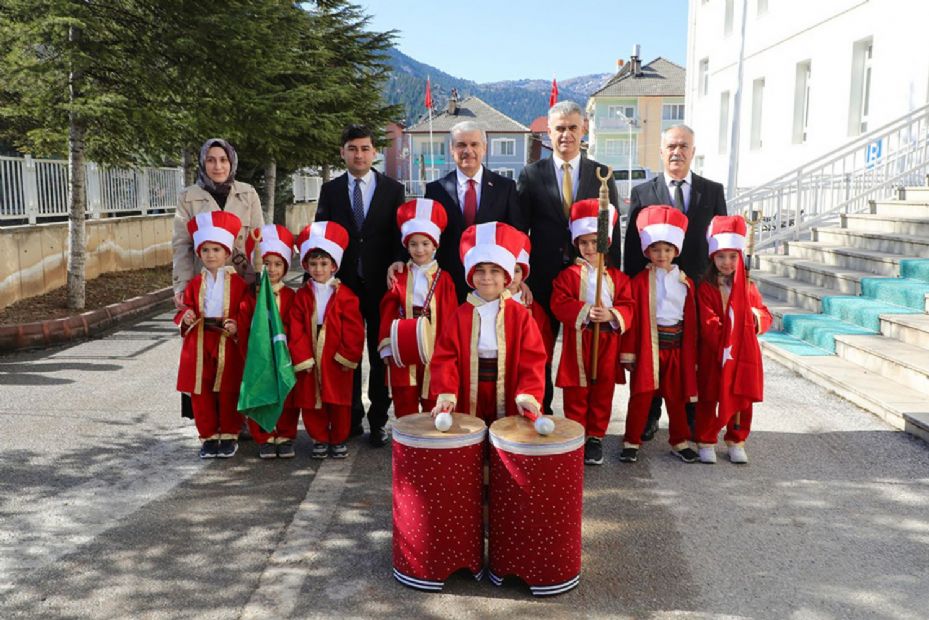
[
  {"xmin": 352, "ymin": 177, "xmax": 365, "ymax": 230},
  {"xmin": 463, "ymin": 179, "xmax": 477, "ymax": 227},
  {"xmin": 561, "ymin": 163, "xmax": 573, "ymax": 218},
  {"xmin": 671, "ymin": 179, "xmax": 686, "ymax": 213}
]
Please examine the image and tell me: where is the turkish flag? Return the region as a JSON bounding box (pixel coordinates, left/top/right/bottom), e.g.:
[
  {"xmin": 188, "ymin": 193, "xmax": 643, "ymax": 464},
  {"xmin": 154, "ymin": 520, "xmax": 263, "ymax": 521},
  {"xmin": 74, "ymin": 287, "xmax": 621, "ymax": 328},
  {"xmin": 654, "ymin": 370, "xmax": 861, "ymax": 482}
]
[
  {"xmin": 716, "ymin": 254, "xmax": 764, "ymax": 431},
  {"xmin": 549, "ymin": 78, "xmax": 559, "ymax": 108},
  {"xmin": 425, "ymin": 78, "xmax": 432, "ymax": 110}
]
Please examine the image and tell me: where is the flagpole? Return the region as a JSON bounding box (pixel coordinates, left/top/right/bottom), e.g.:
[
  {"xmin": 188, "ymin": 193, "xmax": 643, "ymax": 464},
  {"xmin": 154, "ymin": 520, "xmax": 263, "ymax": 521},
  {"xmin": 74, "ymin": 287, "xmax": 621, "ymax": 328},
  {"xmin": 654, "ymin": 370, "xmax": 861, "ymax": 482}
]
[{"xmin": 427, "ymin": 75, "xmax": 434, "ymax": 183}]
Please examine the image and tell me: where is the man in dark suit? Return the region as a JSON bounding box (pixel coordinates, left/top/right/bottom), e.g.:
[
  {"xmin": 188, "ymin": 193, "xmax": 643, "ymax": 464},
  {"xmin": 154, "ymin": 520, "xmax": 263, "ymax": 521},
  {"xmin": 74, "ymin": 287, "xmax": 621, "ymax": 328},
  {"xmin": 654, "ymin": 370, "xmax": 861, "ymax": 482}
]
[
  {"xmin": 517, "ymin": 101, "xmax": 619, "ymax": 426},
  {"xmin": 622, "ymin": 123, "xmax": 728, "ymax": 441},
  {"xmin": 423, "ymin": 120, "xmax": 524, "ymax": 301},
  {"xmin": 315, "ymin": 125, "xmax": 405, "ymax": 447}
]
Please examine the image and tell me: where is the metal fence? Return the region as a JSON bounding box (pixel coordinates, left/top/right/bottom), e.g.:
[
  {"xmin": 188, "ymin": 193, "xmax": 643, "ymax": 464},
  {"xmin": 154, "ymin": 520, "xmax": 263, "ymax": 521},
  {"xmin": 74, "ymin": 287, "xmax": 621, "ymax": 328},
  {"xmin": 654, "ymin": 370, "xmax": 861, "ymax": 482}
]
[
  {"xmin": 0, "ymin": 154, "xmax": 185, "ymax": 224},
  {"xmin": 292, "ymin": 173, "xmax": 322, "ymax": 203}
]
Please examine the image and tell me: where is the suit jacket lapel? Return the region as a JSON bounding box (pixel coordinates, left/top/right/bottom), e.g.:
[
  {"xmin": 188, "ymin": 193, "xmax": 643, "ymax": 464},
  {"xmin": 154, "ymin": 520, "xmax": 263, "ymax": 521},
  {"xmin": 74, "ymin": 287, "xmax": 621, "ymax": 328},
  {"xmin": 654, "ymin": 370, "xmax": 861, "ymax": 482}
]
[
  {"xmin": 688, "ymin": 174, "xmax": 703, "ymax": 217},
  {"xmin": 441, "ymin": 170, "xmax": 464, "ymax": 229},
  {"xmin": 362, "ymin": 171, "xmax": 384, "ymax": 233},
  {"xmin": 654, "ymin": 174, "xmax": 673, "ymax": 206},
  {"xmin": 578, "ymin": 158, "xmax": 598, "ymax": 198},
  {"xmin": 540, "ymin": 159, "xmax": 564, "ymax": 223},
  {"xmin": 480, "ymin": 167, "xmax": 495, "ymax": 211}
]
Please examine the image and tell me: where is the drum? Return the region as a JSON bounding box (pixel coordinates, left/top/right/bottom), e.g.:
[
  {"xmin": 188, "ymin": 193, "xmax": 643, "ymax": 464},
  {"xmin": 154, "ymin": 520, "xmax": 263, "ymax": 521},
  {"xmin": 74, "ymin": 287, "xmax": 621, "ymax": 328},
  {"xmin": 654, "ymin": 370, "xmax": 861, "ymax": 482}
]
[
  {"xmin": 389, "ymin": 317, "xmax": 433, "ymax": 367},
  {"xmin": 392, "ymin": 412, "xmax": 486, "ymax": 591},
  {"xmin": 487, "ymin": 416, "xmax": 585, "ymax": 596}
]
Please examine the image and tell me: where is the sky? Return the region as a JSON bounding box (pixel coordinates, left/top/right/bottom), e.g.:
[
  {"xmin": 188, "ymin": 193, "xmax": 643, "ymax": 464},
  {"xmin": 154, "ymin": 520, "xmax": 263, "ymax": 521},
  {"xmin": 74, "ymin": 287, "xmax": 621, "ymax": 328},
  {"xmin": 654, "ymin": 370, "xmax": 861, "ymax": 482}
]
[{"xmin": 357, "ymin": 0, "xmax": 690, "ymax": 83}]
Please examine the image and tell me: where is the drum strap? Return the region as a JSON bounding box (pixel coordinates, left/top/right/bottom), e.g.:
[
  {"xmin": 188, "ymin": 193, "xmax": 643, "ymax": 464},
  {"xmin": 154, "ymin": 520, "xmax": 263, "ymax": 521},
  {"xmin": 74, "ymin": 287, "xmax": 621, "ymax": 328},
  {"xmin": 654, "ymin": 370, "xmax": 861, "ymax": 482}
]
[{"xmin": 400, "ymin": 268, "xmax": 442, "ymax": 320}]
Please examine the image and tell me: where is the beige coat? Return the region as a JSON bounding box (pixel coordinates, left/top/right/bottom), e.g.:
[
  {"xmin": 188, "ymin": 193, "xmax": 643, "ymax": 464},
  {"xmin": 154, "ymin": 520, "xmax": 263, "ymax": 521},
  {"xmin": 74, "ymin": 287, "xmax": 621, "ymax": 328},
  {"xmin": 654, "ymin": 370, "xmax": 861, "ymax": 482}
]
[{"xmin": 172, "ymin": 181, "xmax": 265, "ymax": 294}]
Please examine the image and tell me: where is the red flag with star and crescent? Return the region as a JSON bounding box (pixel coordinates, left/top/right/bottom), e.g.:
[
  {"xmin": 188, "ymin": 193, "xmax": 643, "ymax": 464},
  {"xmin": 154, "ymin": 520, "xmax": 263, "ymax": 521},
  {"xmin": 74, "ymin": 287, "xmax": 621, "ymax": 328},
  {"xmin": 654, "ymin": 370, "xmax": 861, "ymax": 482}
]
[
  {"xmin": 549, "ymin": 77, "xmax": 559, "ymax": 108},
  {"xmin": 716, "ymin": 253, "xmax": 764, "ymax": 431}
]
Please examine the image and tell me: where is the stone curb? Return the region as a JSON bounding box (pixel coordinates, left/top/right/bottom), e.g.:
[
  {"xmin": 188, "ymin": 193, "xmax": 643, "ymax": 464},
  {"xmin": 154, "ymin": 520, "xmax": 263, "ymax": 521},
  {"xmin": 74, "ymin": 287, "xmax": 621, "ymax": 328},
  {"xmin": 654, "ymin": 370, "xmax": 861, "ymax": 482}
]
[{"xmin": 0, "ymin": 286, "xmax": 174, "ymax": 354}]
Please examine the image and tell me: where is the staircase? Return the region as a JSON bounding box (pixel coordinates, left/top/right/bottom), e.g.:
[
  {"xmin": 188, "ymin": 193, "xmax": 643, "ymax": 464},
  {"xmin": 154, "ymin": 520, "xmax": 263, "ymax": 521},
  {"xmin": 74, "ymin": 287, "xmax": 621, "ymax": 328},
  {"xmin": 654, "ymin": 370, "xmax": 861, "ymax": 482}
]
[{"xmin": 752, "ymin": 187, "xmax": 929, "ymax": 443}]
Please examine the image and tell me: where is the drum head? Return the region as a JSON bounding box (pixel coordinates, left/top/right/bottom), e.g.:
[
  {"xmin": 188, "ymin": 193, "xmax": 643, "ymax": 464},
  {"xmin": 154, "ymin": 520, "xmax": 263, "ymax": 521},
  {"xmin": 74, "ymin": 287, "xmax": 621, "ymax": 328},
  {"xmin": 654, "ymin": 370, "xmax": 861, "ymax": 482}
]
[
  {"xmin": 489, "ymin": 416, "xmax": 584, "ymax": 446},
  {"xmin": 393, "ymin": 412, "xmax": 486, "ymax": 439}
]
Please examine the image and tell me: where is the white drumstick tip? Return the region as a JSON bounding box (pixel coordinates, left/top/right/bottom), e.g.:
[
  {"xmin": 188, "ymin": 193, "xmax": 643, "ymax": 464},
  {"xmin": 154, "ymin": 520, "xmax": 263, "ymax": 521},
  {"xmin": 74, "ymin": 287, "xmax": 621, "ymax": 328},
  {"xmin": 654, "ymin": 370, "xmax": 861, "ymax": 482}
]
[
  {"xmin": 534, "ymin": 416, "xmax": 555, "ymax": 436},
  {"xmin": 434, "ymin": 412, "xmax": 453, "ymax": 432}
]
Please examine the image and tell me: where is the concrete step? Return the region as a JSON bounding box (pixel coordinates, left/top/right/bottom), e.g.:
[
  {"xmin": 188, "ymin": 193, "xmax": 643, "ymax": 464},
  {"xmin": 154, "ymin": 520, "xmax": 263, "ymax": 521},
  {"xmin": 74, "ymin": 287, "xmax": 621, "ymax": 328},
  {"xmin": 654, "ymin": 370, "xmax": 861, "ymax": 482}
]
[
  {"xmin": 835, "ymin": 334, "xmax": 929, "ymax": 395},
  {"xmin": 761, "ymin": 298, "xmax": 814, "ymax": 331},
  {"xmin": 813, "ymin": 227, "xmax": 929, "ymax": 257},
  {"xmin": 751, "ymin": 271, "xmax": 825, "ymax": 313},
  {"xmin": 880, "ymin": 313, "xmax": 929, "ymax": 349},
  {"xmin": 761, "ymin": 339, "xmax": 929, "ymax": 443},
  {"xmin": 784, "ymin": 242, "xmax": 905, "ymax": 276},
  {"xmin": 841, "ymin": 213, "xmax": 929, "ymax": 237},
  {"xmin": 902, "ymin": 186, "xmax": 929, "ymax": 201},
  {"xmin": 757, "ymin": 255, "xmax": 870, "ymax": 295},
  {"xmin": 872, "ymin": 200, "xmax": 929, "ymax": 218}
]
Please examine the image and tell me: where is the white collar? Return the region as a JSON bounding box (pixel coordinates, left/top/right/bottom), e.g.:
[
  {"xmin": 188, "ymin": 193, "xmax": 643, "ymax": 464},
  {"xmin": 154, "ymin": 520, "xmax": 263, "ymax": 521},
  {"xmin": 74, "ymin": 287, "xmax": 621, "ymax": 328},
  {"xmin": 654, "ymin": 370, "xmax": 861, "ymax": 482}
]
[
  {"xmin": 351, "ymin": 169, "xmax": 374, "ymax": 185},
  {"xmin": 553, "ymin": 152, "xmax": 582, "ymax": 171},
  {"xmin": 456, "ymin": 166, "xmax": 483, "ymax": 187},
  {"xmin": 667, "ymin": 171, "xmax": 693, "ymax": 186}
]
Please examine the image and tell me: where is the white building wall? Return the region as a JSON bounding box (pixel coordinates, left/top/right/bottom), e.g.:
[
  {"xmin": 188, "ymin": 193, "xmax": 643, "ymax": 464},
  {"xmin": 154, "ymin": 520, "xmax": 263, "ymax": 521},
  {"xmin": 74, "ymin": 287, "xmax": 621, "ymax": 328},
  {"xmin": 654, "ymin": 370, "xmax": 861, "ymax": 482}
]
[{"xmin": 686, "ymin": 0, "xmax": 929, "ymax": 190}]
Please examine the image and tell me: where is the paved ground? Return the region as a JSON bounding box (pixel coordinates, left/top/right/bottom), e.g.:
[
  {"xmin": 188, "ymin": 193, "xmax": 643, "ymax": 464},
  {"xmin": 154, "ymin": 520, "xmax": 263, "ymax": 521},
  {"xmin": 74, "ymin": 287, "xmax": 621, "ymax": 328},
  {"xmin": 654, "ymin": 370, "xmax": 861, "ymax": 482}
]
[{"xmin": 1, "ymin": 309, "xmax": 928, "ymax": 619}]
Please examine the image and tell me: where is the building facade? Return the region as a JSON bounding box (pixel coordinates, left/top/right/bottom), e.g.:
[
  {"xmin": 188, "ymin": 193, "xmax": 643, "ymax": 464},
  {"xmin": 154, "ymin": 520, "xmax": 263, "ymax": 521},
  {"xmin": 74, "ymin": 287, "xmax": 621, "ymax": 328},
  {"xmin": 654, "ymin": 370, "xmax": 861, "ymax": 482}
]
[
  {"xmin": 586, "ymin": 51, "xmax": 686, "ymax": 175},
  {"xmin": 404, "ymin": 96, "xmax": 530, "ymax": 188},
  {"xmin": 686, "ymin": 0, "xmax": 929, "ymax": 190}
]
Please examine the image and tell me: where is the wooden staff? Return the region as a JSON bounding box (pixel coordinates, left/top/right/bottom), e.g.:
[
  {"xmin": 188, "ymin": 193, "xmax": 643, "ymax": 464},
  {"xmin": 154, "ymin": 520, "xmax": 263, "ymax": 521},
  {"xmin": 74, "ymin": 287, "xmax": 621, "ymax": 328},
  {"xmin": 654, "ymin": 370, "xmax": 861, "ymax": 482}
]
[
  {"xmin": 733, "ymin": 209, "xmax": 760, "ymax": 430},
  {"xmin": 590, "ymin": 166, "xmax": 613, "ymax": 383}
]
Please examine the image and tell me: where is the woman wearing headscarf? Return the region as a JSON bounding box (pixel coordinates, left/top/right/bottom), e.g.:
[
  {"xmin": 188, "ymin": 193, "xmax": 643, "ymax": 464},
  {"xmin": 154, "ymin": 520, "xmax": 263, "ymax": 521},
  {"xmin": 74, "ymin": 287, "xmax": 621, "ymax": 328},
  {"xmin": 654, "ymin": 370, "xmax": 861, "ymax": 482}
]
[{"xmin": 172, "ymin": 138, "xmax": 265, "ymax": 304}]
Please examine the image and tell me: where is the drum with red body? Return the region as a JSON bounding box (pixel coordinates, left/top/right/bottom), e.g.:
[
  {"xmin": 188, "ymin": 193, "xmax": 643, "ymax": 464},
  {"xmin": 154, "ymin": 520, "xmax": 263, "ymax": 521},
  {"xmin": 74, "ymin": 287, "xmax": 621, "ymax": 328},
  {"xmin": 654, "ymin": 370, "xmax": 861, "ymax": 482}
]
[
  {"xmin": 392, "ymin": 412, "xmax": 486, "ymax": 591},
  {"xmin": 488, "ymin": 416, "xmax": 585, "ymax": 596},
  {"xmin": 389, "ymin": 317, "xmax": 433, "ymax": 367}
]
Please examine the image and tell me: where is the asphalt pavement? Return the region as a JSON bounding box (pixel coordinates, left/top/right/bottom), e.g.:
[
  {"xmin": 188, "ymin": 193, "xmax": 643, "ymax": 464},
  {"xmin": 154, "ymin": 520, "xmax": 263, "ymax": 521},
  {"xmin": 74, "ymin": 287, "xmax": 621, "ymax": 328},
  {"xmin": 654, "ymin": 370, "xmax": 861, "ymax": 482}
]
[{"xmin": 1, "ymin": 309, "xmax": 928, "ymax": 619}]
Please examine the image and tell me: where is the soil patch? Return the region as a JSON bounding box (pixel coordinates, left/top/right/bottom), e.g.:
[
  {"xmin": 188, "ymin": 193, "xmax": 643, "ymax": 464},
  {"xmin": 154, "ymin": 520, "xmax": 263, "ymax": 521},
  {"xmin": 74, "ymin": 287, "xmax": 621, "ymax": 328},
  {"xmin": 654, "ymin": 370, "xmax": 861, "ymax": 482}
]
[{"xmin": 0, "ymin": 266, "xmax": 172, "ymax": 326}]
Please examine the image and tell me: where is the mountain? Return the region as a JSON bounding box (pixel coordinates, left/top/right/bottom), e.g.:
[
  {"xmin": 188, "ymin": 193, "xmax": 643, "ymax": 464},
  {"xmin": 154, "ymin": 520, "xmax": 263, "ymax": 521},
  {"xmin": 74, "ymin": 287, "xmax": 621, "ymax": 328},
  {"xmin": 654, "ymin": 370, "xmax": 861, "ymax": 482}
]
[{"xmin": 383, "ymin": 48, "xmax": 611, "ymax": 127}]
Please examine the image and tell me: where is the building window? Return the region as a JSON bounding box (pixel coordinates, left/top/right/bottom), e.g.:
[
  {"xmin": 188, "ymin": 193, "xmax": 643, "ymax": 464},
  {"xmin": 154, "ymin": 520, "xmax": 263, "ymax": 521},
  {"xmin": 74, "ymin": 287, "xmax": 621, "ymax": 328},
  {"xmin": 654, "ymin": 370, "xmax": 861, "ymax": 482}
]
[
  {"xmin": 699, "ymin": 58, "xmax": 709, "ymax": 97},
  {"xmin": 663, "ymin": 104, "xmax": 685, "ymax": 121},
  {"xmin": 724, "ymin": 0, "xmax": 734, "ymax": 36},
  {"xmin": 757, "ymin": 0, "xmax": 768, "ymax": 15},
  {"xmin": 792, "ymin": 61, "xmax": 812, "ymax": 144},
  {"xmin": 491, "ymin": 138, "xmax": 515, "ymax": 156},
  {"xmin": 694, "ymin": 155, "xmax": 705, "ymax": 175},
  {"xmin": 848, "ymin": 38, "xmax": 873, "ymax": 135},
  {"xmin": 604, "ymin": 138, "xmax": 637, "ymax": 165},
  {"xmin": 607, "ymin": 105, "xmax": 636, "ymax": 121},
  {"xmin": 718, "ymin": 91, "xmax": 730, "ymax": 155},
  {"xmin": 750, "ymin": 78, "xmax": 765, "ymax": 150},
  {"xmin": 420, "ymin": 141, "xmax": 445, "ymax": 156},
  {"xmin": 493, "ymin": 168, "xmax": 514, "ymax": 179}
]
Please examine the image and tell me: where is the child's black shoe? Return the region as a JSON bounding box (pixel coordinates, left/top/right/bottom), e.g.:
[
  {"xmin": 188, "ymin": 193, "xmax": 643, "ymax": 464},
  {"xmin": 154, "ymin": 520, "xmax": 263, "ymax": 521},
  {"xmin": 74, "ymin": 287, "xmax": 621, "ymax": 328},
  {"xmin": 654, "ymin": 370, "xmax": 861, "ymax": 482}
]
[
  {"xmin": 199, "ymin": 439, "xmax": 220, "ymax": 459},
  {"xmin": 217, "ymin": 439, "xmax": 238, "ymax": 458},
  {"xmin": 277, "ymin": 441, "xmax": 296, "ymax": 459},
  {"xmin": 258, "ymin": 443, "xmax": 277, "ymax": 459},
  {"xmin": 311, "ymin": 442, "xmax": 329, "ymax": 459},
  {"xmin": 330, "ymin": 443, "xmax": 348, "ymax": 459}
]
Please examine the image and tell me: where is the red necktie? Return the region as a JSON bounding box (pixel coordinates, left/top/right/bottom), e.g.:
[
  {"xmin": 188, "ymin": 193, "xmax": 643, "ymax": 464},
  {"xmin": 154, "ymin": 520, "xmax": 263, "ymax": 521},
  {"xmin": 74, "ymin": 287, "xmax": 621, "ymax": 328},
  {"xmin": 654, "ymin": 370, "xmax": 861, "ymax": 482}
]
[{"xmin": 464, "ymin": 179, "xmax": 477, "ymax": 227}]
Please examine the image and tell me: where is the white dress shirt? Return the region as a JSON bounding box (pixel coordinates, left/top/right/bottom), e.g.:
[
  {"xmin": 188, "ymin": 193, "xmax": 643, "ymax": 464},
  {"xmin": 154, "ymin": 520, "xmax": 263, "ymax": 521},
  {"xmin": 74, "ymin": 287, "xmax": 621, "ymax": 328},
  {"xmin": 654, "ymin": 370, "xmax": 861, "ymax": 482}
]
[
  {"xmin": 655, "ymin": 266, "xmax": 687, "ymax": 326},
  {"xmin": 455, "ymin": 166, "xmax": 483, "ymax": 211},
  {"xmin": 409, "ymin": 260, "xmax": 436, "ymax": 306},
  {"xmin": 312, "ymin": 278, "xmax": 336, "ymax": 325},
  {"xmin": 475, "ymin": 295, "xmax": 501, "ymax": 358},
  {"xmin": 553, "ymin": 153, "xmax": 581, "ymax": 203},
  {"xmin": 202, "ymin": 268, "xmax": 226, "ymax": 318},
  {"xmin": 665, "ymin": 171, "xmax": 693, "ymax": 213}
]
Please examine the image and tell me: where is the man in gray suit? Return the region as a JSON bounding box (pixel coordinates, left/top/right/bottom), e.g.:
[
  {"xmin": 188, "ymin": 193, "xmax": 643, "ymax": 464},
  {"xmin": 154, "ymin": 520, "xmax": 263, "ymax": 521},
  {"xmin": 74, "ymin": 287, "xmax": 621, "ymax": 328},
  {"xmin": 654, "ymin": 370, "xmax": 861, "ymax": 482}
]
[{"xmin": 623, "ymin": 123, "xmax": 728, "ymax": 442}]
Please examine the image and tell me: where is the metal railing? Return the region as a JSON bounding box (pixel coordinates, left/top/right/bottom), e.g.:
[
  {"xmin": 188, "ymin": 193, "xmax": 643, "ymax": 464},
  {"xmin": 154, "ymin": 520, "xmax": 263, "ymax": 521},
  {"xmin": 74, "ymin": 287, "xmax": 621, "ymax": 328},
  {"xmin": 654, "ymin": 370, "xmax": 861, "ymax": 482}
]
[
  {"xmin": 292, "ymin": 173, "xmax": 322, "ymax": 203},
  {"xmin": 729, "ymin": 102, "xmax": 929, "ymax": 252},
  {"xmin": 0, "ymin": 154, "xmax": 185, "ymax": 224}
]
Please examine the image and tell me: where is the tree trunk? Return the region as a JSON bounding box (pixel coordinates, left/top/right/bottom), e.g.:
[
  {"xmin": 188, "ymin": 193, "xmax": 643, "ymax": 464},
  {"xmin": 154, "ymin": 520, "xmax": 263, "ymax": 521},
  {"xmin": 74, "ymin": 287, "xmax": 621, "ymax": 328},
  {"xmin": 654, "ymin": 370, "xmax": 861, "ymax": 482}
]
[
  {"xmin": 181, "ymin": 146, "xmax": 197, "ymax": 186},
  {"xmin": 263, "ymin": 159, "xmax": 276, "ymax": 224},
  {"xmin": 321, "ymin": 164, "xmax": 330, "ymax": 183},
  {"xmin": 66, "ymin": 24, "xmax": 86, "ymax": 311}
]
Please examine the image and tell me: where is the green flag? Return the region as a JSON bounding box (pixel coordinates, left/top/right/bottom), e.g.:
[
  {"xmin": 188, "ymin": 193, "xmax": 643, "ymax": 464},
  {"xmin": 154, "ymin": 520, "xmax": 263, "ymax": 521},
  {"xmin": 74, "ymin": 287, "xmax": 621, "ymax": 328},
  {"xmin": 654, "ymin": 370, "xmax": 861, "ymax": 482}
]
[{"xmin": 238, "ymin": 268, "xmax": 297, "ymax": 432}]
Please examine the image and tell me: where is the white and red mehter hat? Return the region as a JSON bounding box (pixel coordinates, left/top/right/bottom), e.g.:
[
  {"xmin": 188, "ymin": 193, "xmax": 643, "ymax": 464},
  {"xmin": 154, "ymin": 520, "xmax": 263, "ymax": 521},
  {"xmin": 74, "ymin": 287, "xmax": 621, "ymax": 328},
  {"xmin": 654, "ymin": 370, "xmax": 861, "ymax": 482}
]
[
  {"xmin": 637, "ymin": 205, "xmax": 689, "ymax": 255},
  {"xmin": 296, "ymin": 221, "xmax": 349, "ymax": 270},
  {"xmin": 707, "ymin": 215, "xmax": 747, "ymax": 256},
  {"xmin": 569, "ymin": 198, "xmax": 619, "ymax": 245},
  {"xmin": 397, "ymin": 198, "xmax": 448, "ymax": 247},
  {"xmin": 514, "ymin": 229, "xmax": 531, "ymax": 280},
  {"xmin": 459, "ymin": 222, "xmax": 523, "ymax": 287},
  {"xmin": 246, "ymin": 224, "xmax": 295, "ymax": 269},
  {"xmin": 187, "ymin": 211, "xmax": 242, "ymax": 255}
]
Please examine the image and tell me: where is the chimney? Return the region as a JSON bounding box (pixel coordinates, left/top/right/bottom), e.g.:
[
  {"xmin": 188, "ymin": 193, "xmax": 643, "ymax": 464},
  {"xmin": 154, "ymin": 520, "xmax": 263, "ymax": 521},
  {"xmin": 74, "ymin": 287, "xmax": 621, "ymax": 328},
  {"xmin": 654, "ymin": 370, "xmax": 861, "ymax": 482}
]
[
  {"xmin": 447, "ymin": 88, "xmax": 459, "ymax": 115},
  {"xmin": 630, "ymin": 44, "xmax": 641, "ymax": 76}
]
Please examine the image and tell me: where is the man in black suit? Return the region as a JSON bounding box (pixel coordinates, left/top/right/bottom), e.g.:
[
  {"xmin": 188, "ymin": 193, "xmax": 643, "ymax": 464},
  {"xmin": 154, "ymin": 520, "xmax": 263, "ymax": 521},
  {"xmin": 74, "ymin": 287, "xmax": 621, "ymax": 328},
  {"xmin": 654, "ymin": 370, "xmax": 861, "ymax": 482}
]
[
  {"xmin": 315, "ymin": 125, "xmax": 405, "ymax": 447},
  {"xmin": 622, "ymin": 123, "xmax": 728, "ymax": 441},
  {"xmin": 517, "ymin": 101, "xmax": 619, "ymax": 425},
  {"xmin": 422, "ymin": 120, "xmax": 525, "ymax": 301}
]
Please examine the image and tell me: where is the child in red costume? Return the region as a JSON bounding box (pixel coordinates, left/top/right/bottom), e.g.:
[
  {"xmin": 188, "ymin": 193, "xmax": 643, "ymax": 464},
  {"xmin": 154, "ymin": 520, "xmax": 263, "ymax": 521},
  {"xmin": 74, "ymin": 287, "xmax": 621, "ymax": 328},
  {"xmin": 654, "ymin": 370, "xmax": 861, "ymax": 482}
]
[
  {"xmin": 289, "ymin": 221, "xmax": 364, "ymax": 459},
  {"xmin": 551, "ymin": 199, "xmax": 634, "ymax": 466},
  {"xmin": 175, "ymin": 211, "xmax": 250, "ymax": 459},
  {"xmin": 430, "ymin": 222, "xmax": 546, "ymax": 426},
  {"xmin": 507, "ymin": 231, "xmax": 556, "ymax": 393},
  {"xmin": 242, "ymin": 223, "xmax": 300, "ymax": 459},
  {"xmin": 695, "ymin": 215, "xmax": 772, "ymax": 464},
  {"xmin": 378, "ymin": 199, "xmax": 457, "ymax": 417},
  {"xmin": 620, "ymin": 205, "xmax": 699, "ymax": 464}
]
